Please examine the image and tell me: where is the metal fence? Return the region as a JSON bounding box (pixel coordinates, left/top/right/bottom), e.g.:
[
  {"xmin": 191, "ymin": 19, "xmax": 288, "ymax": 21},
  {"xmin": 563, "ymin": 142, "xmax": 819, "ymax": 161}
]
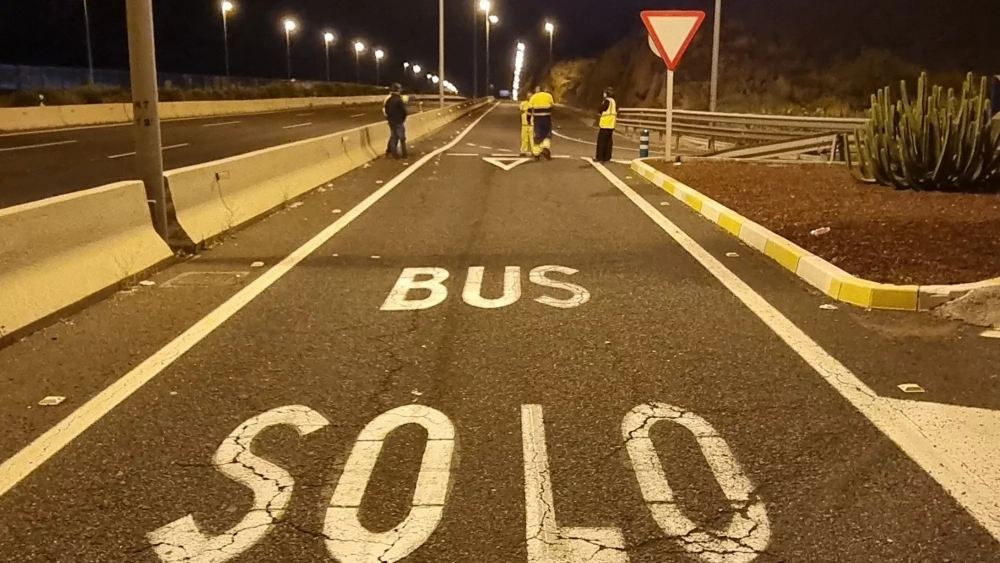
[
  {"xmin": 617, "ymin": 107, "xmax": 866, "ymax": 143},
  {"xmin": 0, "ymin": 63, "xmax": 296, "ymax": 91}
]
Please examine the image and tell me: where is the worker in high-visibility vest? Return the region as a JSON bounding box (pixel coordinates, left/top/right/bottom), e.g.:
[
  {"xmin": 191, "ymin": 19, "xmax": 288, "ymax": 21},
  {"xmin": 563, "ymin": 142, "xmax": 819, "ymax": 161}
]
[
  {"xmin": 528, "ymin": 86, "xmax": 555, "ymax": 160},
  {"xmin": 595, "ymin": 87, "xmax": 617, "ymax": 162},
  {"xmin": 519, "ymin": 96, "xmax": 533, "ymax": 156}
]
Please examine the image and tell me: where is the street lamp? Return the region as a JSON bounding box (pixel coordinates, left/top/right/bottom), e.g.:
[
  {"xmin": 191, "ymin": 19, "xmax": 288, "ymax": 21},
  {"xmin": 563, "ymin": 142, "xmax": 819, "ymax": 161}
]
[
  {"xmin": 354, "ymin": 41, "xmax": 366, "ymax": 82},
  {"xmin": 221, "ymin": 1, "xmax": 234, "ymax": 77},
  {"xmin": 323, "ymin": 32, "xmax": 336, "ymax": 82},
  {"xmin": 412, "ymin": 64, "xmax": 422, "ymax": 75},
  {"xmin": 710, "ymin": 0, "xmax": 722, "ymax": 113},
  {"xmin": 283, "ymin": 18, "xmax": 297, "ymax": 80},
  {"xmin": 479, "ymin": 0, "xmax": 492, "ymax": 97},
  {"xmin": 544, "ymin": 21, "xmax": 555, "ymax": 64},
  {"xmin": 374, "ymin": 49, "xmax": 385, "ymax": 86},
  {"xmin": 486, "ymin": 14, "xmax": 499, "ymax": 96},
  {"xmin": 83, "ymin": 0, "xmax": 95, "ymax": 85}
]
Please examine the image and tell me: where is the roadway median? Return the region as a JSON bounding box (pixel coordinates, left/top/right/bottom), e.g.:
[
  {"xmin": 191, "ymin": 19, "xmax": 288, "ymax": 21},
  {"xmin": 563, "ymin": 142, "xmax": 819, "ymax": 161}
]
[{"xmin": 0, "ymin": 181, "xmax": 174, "ymax": 341}]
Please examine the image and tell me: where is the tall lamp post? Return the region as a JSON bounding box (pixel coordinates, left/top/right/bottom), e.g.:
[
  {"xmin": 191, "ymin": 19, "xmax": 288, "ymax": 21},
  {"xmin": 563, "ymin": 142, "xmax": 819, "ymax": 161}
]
[
  {"xmin": 486, "ymin": 14, "xmax": 498, "ymax": 96},
  {"xmin": 479, "ymin": 1, "xmax": 491, "ymax": 97},
  {"xmin": 323, "ymin": 32, "xmax": 335, "ymax": 82},
  {"xmin": 283, "ymin": 18, "xmax": 297, "ymax": 80},
  {"xmin": 544, "ymin": 21, "xmax": 555, "ymax": 65},
  {"xmin": 374, "ymin": 49, "xmax": 385, "ymax": 86},
  {"xmin": 710, "ymin": 0, "xmax": 722, "ymax": 113},
  {"xmin": 221, "ymin": 1, "xmax": 234, "ymax": 77},
  {"xmin": 438, "ymin": 0, "xmax": 445, "ymax": 108},
  {"xmin": 83, "ymin": 0, "xmax": 95, "ymax": 85},
  {"xmin": 354, "ymin": 41, "xmax": 366, "ymax": 82}
]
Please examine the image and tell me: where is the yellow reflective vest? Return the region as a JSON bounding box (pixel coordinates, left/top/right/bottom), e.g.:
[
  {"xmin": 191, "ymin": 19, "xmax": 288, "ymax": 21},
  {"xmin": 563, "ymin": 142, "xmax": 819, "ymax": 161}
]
[
  {"xmin": 520, "ymin": 100, "xmax": 531, "ymax": 126},
  {"xmin": 529, "ymin": 91, "xmax": 554, "ymax": 117},
  {"xmin": 599, "ymin": 97, "xmax": 618, "ymax": 129}
]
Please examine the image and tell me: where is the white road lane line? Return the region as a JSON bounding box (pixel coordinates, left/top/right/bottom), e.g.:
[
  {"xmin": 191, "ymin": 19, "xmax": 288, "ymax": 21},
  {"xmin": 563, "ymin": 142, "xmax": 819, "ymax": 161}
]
[
  {"xmin": 587, "ymin": 158, "xmax": 1000, "ymax": 543},
  {"xmin": 296, "ymin": 112, "xmax": 314, "ymax": 117},
  {"xmin": 201, "ymin": 120, "xmax": 241, "ymax": 128},
  {"xmin": 282, "ymin": 122, "xmax": 313, "ymax": 130},
  {"xmin": 447, "ymin": 153, "xmax": 480, "ymax": 157},
  {"xmin": 0, "ymin": 103, "xmax": 497, "ymax": 500},
  {"xmin": 0, "ymin": 139, "xmax": 78, "ymax": 153},
  {"xmin": 350, "ymin": 113, "xmax": 366, "ymax": 118},
  {"xmin": 107, "ymin": 143, "xmax": 190, "ymax": 160}
]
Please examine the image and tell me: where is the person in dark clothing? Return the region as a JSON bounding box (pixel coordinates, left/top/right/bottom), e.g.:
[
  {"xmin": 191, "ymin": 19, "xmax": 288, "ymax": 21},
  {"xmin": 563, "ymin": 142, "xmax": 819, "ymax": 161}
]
[
  {"xmin": 595, "ymin": 87, "xmax": 617, "ymax": 162},
  {"xmin": 383, "ymin": 83, "xmax": 408, "ymax": 159}
]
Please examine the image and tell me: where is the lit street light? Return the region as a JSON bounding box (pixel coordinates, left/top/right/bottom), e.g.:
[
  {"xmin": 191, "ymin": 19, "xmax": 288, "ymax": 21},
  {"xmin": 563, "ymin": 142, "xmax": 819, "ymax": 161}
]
[
  {"xmin": 283, "ymin": 18, "xmax": 297, "ymax": 80},
  {"xmin": 354, "ymin": 41, "xmax": 366, "ymax": 82},
  {"xmin": 480, "ymin": 0, "xmax": 492, "ymax": 97},
  {"xmin": 374, "ymin": 49, "xmax": 385, "ymax": 86},
  {"xmin": 323, "ymin": 32, "xmax": 336, "ymax": 82},
  {"xmin": 83, "ymin": 0, "xmax": 95, "ymax": 85},
  {"xmin": 544, "ymin": 21, "xmax": 555, "ymax": 64},
  {"xmin": 221, "ymin": 1, "xmax": 234, "ymax": 77},
  {"xmin": 412, "ymin": 64, "xmax": 422, "ymax": 75}
]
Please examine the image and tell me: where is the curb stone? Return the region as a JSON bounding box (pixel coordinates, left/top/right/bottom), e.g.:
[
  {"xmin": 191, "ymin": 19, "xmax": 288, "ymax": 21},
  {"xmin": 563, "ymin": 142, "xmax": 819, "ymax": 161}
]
[{"xmin": 630, "ymin": 158, "xmax": 1000, "ymax": 311}]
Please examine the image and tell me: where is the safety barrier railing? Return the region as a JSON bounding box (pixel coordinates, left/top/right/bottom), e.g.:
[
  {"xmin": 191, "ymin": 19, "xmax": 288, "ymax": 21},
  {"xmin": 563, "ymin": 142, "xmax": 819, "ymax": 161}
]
[{"xmin": 617, "ymin": 107, "xmax": 865, "ymax": 143}]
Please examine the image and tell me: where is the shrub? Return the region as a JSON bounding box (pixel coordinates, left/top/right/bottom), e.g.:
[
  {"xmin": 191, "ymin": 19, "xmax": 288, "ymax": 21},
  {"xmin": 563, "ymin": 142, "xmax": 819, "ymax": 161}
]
[{"xmin": 849, "ymin": 72, "xmax": 1000, "ymax": 192}]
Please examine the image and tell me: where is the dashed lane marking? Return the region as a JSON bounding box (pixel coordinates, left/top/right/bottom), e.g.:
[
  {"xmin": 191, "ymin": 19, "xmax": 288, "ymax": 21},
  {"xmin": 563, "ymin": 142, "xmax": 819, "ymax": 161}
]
[
  {"xmin": 201, "ymin": 120, "xmax": 241, "ymax": 128},
  {"xmin": 0, "ymin": 139, "xmax": 78, "ymax": 153},
  {"xmin": 350, "ymin": 113, "xmax": 366, "ymax": 118},
  {"xmin": 107, "ymin": 143, "xmax": 190, "ymax": 160},
  {"xmin": 587, "ymin": 158, "xmax": 1000, "ymax": 543},
  {"xmin": 447, "ymin": 152, "xmax": 480, "ymax": 157},
  {"xmin": 282, "ymin": 122, "xmax": 313, "ymax": 130},
  {"xmin": 0, "ymin": 103, "xmax": 499, "ymax": 499}
]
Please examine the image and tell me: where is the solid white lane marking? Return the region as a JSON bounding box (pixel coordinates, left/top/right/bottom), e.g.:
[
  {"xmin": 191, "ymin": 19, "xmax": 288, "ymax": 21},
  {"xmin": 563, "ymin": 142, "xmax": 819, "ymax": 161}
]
[
  {"xmin": 588, "ymin": 159, "xmax": 1000, "ymax": 543},
  {"xmin": 612, "ymin": 159, "xmax": 632, "ymax": 165},
  {"xmin": 522, "ymin": 405, "xmax": 629, "ymax": 563},
  {"xmin": 0, "ymin": 103, "xmax": 497, "ymax": 500},
  {"xmin": 981, "ymin": 329, "xmax": 1000, "ymax": 339},
  {"xmin": 0, "ymin": 139, "xmax": 78, "ymax": 153},
  {"xmin": 282, "ymin": 122, "xmax": 313, "ymax": 130},
  {"xmin": 463, "ymin": 266, "xmax": 522, "ymax": 308},
  {"xmin": 201, "ymin": 120, "xmax": 241, "ymax": 128},
  {"xmin": 350, "ymin": 113, "xmax": 366, "ymax": 118},
  {"xmin": 623, "ymin": 403, "xmax": 770, "ymax": 561},
  {"xmin": 381, "ymin": 267, "xmax": 451, "ymax": 311},
  {"xmin": 483, "ymin": 157, "xmax": 531, "ymax": 171},
  {"xmin": 554, "ymin": 130, "xmax": 641, "ymax": 154},
  {"xmin": 296, "ymin": 112, "xmax": 314, "ymax": 117},
  {"xmin": 325, "ymin": 405, "xmax": 455, "ymax": 563},
  {"xmin": 530, "ymin": 266, "xmax": 590, "ymax": 309},
  {"xmin": 148, "ymin": 405, "xmax": 330, "ymax": 562},
  {"xmin": 447, "ymin": 152, "xmax": 480, "ymax": 157},
  {"xmin": 107, "ymin": 143, "xmax": 190, "ymax": 159}
]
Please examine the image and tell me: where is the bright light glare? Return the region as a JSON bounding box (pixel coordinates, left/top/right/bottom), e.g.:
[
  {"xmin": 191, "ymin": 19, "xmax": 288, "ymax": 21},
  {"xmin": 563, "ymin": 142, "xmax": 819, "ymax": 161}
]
[
  {"xmin": 324, "ymin": 32, "xmax": 335, "ymax": 43},
  {"xmin": 432, "ymin": 76, "xmax": 440, "ymax": 84},
  {"xmin": 479, "ymin": 0, "xmax": 491, "ymax": 12},
  {"xmin": 221, "ymin": 1, "xmax": 234, "ymax": 14},
  {"xmin": 354, "ymin": 41, "xmax": 366, "ymax": 53},
  {"xmin": 489, "ymin": 15, "xmax": 499, "ymax": 24},
  {"xmin": 403, "ymin": 61, "xmax": 410, "ymax": 69},
  {"xmin": 413, "ymin": 65, "xmax": 422, "ymax": 74},
  {"xmin": 544, "ymin": 22, "xmax": 555, "ymax": 33},
  {"xmin": 511, "ymin": 43, "xmax": 526, "ymax": 100},
  {"xmin": 426, "ymin": 74, "xmax": 433, "ymax": 80},
  {"xmin": 375, "ymin": 49, "xmax": 385, "ymax": 60},
  {"xmin": 283, "ymin": 19, "xmax": 297, "ymax": 32}
]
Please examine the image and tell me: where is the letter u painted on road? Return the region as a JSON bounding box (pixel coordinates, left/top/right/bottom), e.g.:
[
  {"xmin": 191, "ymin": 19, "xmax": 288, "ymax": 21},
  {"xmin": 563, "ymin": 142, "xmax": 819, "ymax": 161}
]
[
  {"xmin": 324, "ymin": 405, "xmax": 456, "ymax": 563},
  {"xmin": 622, "ymin": 403, "xmax": 771, "ymax": 563}
]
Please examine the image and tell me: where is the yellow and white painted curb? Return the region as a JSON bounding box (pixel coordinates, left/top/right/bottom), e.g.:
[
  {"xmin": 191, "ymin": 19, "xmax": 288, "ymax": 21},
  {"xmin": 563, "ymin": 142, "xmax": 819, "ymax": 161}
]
[{"xmin": 631, "ymin": 158, "xmax": 1000, "ymax": 311}]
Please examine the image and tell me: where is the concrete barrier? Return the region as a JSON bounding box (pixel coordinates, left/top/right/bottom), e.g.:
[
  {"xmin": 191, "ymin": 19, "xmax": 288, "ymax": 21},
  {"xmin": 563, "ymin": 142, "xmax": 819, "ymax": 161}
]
[
  {"xmin": 166, "ymin": 100, "xmax": 484, "ymax": 246},
  {"xmin": 0, "ymin": 181, "xmax": 173, "ymax": 337},
  {"xmin": 0, "ymin": 95, "xmax": 388, "ymax": 132}
]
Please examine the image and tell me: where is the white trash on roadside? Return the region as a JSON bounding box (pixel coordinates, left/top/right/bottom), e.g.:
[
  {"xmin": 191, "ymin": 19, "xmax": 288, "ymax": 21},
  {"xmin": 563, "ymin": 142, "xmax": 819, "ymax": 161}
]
[
  {"xmin": 139, "ymin": 280, "xmax": 156, "ymax": 287},
  {"xmin": 38, "ymin": 396, "xmax": 66, "ymax": 407},
  {"xmin": 820, "ymin": 304, "xmax": 838, "ymax": 311},
  {"xmin": 810, "ymin": 227, "xmax": 832, "ymax": 237},
  {"xmin": 250, "ymin": 261, "xmax": 265, "ymax": 268},
  {"xmin": 898, "ymin": 383, "xmax": 926, "ymax": 394}
]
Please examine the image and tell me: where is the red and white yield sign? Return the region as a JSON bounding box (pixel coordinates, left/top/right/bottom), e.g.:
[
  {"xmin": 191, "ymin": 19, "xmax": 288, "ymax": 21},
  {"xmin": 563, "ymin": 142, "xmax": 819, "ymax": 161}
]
[{"xmin": 641, "ymin": 10, "xmax": 706, "ymax": 70}]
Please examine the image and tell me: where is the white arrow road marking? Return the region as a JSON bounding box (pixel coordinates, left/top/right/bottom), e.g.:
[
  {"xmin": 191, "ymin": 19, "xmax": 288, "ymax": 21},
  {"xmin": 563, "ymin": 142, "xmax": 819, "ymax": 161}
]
[
  {"xmin": 588, "ymin": 158, "xmax": 1000, "ymax": 543},
  {"xmin": 325, "ymin": 405, "xmax": 455, "ymax": 563},
  {"xmin": 623, "ymin": 404, "xmax": 770, "ymax": 562},
  {"xmin": 483, "ymin": 157, "xmax": 531, "ymax": 171},
  {"xmin": 522, "ymin": 405, "xmax": 629, "ymax": 563},
  {"xmin": 147, "ymin": 405, "xmax": 330, "ymax": 563}
]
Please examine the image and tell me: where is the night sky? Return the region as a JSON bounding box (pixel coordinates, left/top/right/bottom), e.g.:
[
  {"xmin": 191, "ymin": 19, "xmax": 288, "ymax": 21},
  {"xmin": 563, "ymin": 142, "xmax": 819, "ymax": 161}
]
[{"xmin": 1, "ymin": 1, "xmax": 997, "ymax": 92}]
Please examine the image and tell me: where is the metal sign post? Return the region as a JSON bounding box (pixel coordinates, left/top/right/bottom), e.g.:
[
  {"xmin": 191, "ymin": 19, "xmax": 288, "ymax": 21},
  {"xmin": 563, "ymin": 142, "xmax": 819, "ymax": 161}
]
[
  {"xmin": 125, "ymin": 0, "xmax": 167, "ymax": 238},
  {"xmin": 665, "ymin": 69, "xmax": 675, "ymax": 162}
]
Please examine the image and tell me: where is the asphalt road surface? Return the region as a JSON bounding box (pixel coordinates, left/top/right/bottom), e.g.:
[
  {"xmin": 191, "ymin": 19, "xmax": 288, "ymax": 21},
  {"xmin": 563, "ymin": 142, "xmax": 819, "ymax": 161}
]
[
  {"xmin": 0, "ymin": 102, "xmax": 391, "ymax": 208},
  {"xmin": 1, "ymin": 103, "xmax": 999, "ymax": 563}
]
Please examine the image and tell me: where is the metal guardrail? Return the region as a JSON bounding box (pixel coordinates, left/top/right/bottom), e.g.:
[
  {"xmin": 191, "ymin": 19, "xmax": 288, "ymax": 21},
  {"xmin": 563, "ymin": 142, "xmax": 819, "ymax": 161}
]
[{"xmin": 617, "ymin": 107, "xmax": 865, "ymax": 143}]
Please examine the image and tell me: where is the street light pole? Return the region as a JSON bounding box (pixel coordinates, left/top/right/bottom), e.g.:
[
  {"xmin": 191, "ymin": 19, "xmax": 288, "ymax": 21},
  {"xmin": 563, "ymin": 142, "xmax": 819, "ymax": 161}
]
[
  {"xmin": 354, "ymin": 42, "xmax": 366, "ymax": 83},
  {"xmin": 83, "ymin": 0, "xmax": 95, "ymax": 85},
  {"xmin": 472, "ymin": 1, "xmax": 478, "ymax": 98},
  {"xmin": 221, "ymin": 1, "xmax": 233, "ymax": 78},
  {"xmin": 439, "ymin": 0, "xmax": 445, "ymax": 107},
  {"xmin": 375, "ymin": 49, "xmax": 384, "ymax": 86},
  {"xmin": 283, "ymin": 19, "xmax": 297, "ymax": 80},
  {"xmin": 485, "ymin": 14, "xmax": 490, "ymax": 98},
  {"xmin": 125, "ymin": 0, "xmax": 167, "ymax": 238},
  {"xmin": 544, "ymin": 22, "xmax": 555, "ymax": 65},
  {"xmin": 324, "ymin": 33, "xmax": 335, "ymax": 82},
  {"xmin": 709, "ymin": 0, "xmax": 722, "ymax": 113}
]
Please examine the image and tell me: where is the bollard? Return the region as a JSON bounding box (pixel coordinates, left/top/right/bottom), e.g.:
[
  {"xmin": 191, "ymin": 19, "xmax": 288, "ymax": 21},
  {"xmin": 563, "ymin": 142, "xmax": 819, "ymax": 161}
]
[{"xmin": 639, "ymin": 129, "xmax": 650, "ymax": 158}]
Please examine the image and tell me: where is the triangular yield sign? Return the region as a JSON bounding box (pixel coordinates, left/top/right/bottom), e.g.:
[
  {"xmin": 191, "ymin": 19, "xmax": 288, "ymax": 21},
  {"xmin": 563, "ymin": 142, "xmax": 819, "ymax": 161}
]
[
  {"xmin": 641, "ymin": 10, "xmax": 706, "ymax": 71},
  {"xmin": 483, "ymin": 157, "xmax": 531, "ymax": 171}
]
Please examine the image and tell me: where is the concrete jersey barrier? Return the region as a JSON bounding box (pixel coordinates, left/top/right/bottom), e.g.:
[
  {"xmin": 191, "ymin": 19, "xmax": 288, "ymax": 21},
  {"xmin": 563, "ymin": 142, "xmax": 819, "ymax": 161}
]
[
  {"xmin": 166, "ymin": 100, "xmax": 484, "ymax": 246},
  {"xmin": 0, "ymin": 181, "xmax": 173, "ymax": 338}
]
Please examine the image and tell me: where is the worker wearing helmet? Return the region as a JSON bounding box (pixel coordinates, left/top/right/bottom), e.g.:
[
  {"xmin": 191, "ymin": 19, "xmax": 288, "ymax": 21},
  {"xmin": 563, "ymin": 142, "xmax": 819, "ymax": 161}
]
[
  {"xmin": 529, "ymin": 86, "xmax": 555, "ymax": 160},
  {"xmin": 595, "ymin": 87, "xmax": 617, "ymax": 162}
]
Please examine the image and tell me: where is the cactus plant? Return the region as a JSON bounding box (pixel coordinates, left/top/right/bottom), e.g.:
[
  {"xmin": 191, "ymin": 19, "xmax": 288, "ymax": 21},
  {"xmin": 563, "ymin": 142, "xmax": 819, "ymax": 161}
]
[{"xmin": 848, "ymin": 72, "xmax": 1000, "ymax": 192}]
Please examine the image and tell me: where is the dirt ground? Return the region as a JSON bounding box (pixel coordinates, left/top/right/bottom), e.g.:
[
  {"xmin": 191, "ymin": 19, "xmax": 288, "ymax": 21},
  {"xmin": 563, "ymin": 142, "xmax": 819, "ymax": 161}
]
[{"xmin": 652, "ymin": 161, "xmax": 1000, "ymax": 285}]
